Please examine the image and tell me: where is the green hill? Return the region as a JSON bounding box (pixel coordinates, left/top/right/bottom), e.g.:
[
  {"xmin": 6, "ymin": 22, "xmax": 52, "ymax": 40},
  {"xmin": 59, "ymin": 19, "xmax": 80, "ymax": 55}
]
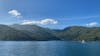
[
  {"xmin": 10, "ymin": 24, "xmax": 59, "ymax": 41},
  {"xmin": 0, "ymin": 24, "xmax": 33, "ymax": 41},
  {"xmin": 53, "ymin": 26, "xmax": 100, "ymax": 41},
  {"xmin": 0, "ymin": 24, "xmax": 100, "ymax": 41}
]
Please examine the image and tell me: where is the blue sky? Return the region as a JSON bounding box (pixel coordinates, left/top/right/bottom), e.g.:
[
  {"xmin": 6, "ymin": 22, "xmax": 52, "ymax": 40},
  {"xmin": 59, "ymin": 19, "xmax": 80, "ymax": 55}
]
[{"xmin": 0, "ymin": 0, "xmax": 100, "ymax": 29}]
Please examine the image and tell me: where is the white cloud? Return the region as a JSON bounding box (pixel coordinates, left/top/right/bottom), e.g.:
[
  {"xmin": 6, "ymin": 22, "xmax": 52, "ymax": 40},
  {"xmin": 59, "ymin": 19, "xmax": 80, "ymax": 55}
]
[
  {"xmin": 86, "ymin": 22, "xmax": 98, "ymax": 27},
  {"xmin": 8, "ymin": 10, "xmax": 22, "ymax": 18},
  {"xmin": 40, "ymin": 19, "xmax": 58, "ymax": 25},
  {"xmin": 21, "ymin": 19, "xmax": 58, "ymax": 25},
  {"xmin": 21, "ymin": 20, "xmax": 40, "ymax": 25}
]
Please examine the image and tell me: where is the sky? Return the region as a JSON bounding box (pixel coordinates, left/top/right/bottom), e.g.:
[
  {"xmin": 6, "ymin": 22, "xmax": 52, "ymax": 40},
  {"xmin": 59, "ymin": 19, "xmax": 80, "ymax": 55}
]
[{"xmin": 0, "ymin": 0, "xmax": 100, "ymax": 29}]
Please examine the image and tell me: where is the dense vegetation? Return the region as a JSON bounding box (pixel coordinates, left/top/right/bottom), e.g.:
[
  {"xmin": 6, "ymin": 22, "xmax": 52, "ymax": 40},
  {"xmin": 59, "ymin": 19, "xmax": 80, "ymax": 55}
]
[
  {"xmin": 53, "ymin": 26, "xmax": 100, "ymax": 41},
  {"xmin": 0, "ymin": 24, "xmax": 100, "ymax": 41},
  {"xmin": 10, "ymin": 24, "xmax": 59, "ymax": 41}
]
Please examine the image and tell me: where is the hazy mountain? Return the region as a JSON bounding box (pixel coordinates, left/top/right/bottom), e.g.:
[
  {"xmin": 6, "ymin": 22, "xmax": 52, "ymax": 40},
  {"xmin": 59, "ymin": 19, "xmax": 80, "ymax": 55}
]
[
  {"xmin": 0, "ymin": 24, "xmax": 100, "ymax": 41},
  {"xmin": 10, "ymin": 24, "xmax": 60, "ymax": 41},
  {"xmin": 53, "ymin": 26, "xmax": 100, "ymax": 41},
  {"xmin": 0, "ymin": 24, "xmax": 33, "ymax": 41}
]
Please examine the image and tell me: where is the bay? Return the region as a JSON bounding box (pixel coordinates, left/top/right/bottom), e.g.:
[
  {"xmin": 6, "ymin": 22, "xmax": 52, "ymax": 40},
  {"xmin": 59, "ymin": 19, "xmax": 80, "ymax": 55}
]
[{"xmin": 0, "ymin": 41, "xmax": 100, "ymax": 56}]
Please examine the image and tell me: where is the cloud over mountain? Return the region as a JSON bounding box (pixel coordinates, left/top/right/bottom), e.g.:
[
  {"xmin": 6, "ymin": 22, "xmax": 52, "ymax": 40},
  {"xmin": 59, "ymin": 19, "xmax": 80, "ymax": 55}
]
[
  {"xmin": 21, "ymin": 18, "xmax": 58, "ymax": 25},
  {"xmin": 86, "ymin": 22, "xmax": 98, "ymax": 27}
]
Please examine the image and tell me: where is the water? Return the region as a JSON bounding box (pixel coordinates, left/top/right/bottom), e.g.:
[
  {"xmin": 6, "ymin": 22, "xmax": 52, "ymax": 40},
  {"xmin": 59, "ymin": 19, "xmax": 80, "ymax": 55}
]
[{"xmin": 0, "ymin": 41, "xmax": 100, "ymax": 56}]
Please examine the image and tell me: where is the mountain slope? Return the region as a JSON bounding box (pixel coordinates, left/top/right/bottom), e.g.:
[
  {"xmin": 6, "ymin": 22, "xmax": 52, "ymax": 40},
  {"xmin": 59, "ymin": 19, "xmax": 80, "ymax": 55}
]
[
  {"xmin": 0, "ymin": 25, "xmax": 33, "ymax": 41},
  {"xmin": 10, "ymin": 24, "xmax": 60, "ymax": 41},
  {"xmin": 0, "ymin": 24, "xmax": 100, "ymax": 41},
  {"xmin": 53, "ymin": 26, "xmax": 100, "ymax": 41}
]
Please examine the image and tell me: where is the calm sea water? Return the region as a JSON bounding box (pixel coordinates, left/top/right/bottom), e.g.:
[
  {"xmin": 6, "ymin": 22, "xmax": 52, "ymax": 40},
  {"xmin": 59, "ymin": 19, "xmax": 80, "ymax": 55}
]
[{"xmin": 0, "ymin": 41, "xmax": 100, "ymax": 56}]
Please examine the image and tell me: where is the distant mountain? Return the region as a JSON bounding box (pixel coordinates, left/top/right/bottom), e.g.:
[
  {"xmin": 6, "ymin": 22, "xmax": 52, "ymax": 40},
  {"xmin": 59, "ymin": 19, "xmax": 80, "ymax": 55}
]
[
  {"xmin": 10, "ymin": 24, "xmax": 60, "ymax": 41},
  {"xmin": 0, "ymin": 24, "xmax": 100, "ymax": 41},
  {"xmin": 0, "ymin": 24, "xmax": 33, "ymax": 41},
  {"xmin": 53, "ymin": 26, "xmax": 100, "ymax": 41}
]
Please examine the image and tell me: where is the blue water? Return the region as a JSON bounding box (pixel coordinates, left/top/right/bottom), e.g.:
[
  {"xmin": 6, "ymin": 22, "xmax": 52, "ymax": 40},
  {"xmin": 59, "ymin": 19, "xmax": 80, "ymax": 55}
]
[{"xmin": 0, "ymin": 41, "xmax": 100, "ymax": 56}]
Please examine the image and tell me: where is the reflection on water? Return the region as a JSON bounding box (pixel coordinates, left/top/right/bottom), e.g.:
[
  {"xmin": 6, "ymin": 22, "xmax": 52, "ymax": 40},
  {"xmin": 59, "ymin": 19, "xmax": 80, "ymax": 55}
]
[{"xmin": 0, "ymin": 41, "xmax": 100, "ymax": 56}]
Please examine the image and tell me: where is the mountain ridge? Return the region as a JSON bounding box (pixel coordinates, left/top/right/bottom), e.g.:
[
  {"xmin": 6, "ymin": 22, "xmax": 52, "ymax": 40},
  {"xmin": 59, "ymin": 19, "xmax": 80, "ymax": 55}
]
[{"xmin": 0, "ymin": 24, "xmax": 99, "ymax": 41}]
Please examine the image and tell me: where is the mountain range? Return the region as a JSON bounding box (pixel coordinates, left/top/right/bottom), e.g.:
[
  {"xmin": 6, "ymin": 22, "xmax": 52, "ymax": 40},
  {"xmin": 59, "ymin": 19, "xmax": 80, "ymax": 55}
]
[{"xmin": 0, "ymin": 24, "xmax": 100, "ymax": 41}]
